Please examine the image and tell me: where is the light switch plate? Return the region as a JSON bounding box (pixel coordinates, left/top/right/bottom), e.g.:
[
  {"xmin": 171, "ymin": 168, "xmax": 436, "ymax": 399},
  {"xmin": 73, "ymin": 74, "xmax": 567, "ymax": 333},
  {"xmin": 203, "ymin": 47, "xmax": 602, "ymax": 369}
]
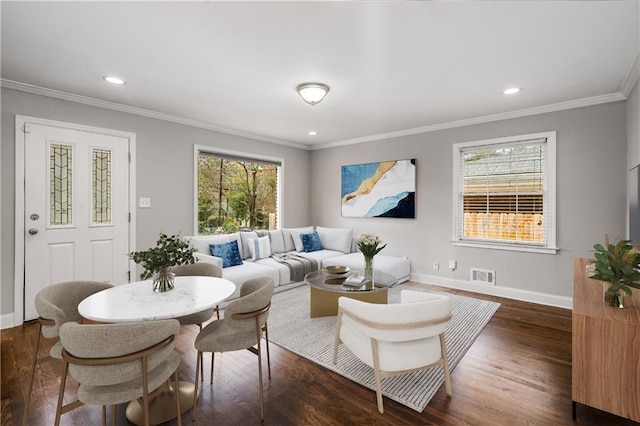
[{"xmin": 139, "ymin": 197, "xmax": 151, "ymax": 208}]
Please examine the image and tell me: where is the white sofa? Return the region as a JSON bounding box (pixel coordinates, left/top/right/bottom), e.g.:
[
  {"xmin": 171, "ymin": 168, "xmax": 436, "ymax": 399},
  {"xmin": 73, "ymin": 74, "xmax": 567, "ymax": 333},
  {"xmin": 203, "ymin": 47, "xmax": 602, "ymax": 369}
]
[{"xmin": 186, "ymin": 226, "xmax": 410, "ymax": 300}]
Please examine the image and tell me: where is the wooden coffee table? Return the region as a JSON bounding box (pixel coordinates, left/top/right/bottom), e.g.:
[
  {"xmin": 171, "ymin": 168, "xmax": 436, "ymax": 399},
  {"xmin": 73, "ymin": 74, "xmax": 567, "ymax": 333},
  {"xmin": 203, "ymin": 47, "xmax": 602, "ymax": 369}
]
[{"xmin": 304, "ymin": 270, "xmax": 396, "ymax": 318}]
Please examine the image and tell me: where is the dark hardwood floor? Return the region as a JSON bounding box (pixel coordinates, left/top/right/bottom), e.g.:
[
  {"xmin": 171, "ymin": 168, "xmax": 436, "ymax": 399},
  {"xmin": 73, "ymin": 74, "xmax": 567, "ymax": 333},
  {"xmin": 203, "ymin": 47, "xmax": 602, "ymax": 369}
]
[{"xmin": 2, "ymin": 282, "xmax": 638, "ymax": 425}]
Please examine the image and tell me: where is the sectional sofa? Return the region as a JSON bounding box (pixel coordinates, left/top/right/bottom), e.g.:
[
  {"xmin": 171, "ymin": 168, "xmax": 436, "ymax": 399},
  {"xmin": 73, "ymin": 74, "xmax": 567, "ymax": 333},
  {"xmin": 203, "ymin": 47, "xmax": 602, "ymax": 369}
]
[{"xmin": 186, "ymin": 226, "xmax": 410, "ymax": 300}]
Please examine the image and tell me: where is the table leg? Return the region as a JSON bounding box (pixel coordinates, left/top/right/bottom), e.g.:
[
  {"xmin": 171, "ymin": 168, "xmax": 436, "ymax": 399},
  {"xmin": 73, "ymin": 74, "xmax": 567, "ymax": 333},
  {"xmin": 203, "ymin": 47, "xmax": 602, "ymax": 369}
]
[{"xmin": 125, "ymin": 380, "xmax": 197, "ymax": 425}]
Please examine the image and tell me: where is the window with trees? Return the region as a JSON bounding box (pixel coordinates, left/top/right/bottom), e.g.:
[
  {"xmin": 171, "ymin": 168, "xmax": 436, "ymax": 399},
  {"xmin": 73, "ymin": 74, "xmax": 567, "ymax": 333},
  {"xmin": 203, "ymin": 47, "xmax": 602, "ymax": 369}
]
[
  {"xmin": 452, "ymin": 132, "xmax": 557, "ymax": 253},
  {"xmin": 196, "ymin": 147, "xmax": 280, "ymax": 235}
]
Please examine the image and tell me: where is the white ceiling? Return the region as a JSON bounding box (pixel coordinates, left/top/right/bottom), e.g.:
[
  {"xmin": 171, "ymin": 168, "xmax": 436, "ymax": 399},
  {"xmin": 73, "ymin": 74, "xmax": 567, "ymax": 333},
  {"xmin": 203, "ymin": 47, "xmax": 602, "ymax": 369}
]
[{"xmin": 2, "ymin": 1, "xmax": 639, "ymax": 150}]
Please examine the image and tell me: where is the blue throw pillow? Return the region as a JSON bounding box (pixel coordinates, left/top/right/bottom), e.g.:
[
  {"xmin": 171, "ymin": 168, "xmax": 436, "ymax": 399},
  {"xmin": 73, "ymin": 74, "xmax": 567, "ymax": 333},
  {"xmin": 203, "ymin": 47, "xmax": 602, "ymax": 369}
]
[
  {"xmin": 209, "ymin": 240, "xmax": 243, "ymax": 268},
  {"xmin": 301, "ymin": 232, "xmax": 324, "ymax": 252}
]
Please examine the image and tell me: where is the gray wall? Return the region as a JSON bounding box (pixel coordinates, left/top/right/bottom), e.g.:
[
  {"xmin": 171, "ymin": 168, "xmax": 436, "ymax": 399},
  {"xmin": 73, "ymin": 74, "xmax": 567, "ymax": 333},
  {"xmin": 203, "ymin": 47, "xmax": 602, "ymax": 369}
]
[
  {"xmin": 628, "ymin": 78, "xmax": 640, "ymax": 240},
  {"xmin": 627, "ymin": 78, "xmax": 639, "ymax": 170},
  {"xmin": 310, "ymin": 102, "xmax": 628, "ymax": 300},
  {"xmin": 1, "ymin": 88, "xmax": 311, "ymax": 316},
  {"xmin": 1, "ymin": 87, "xmax": 630, "ymax": 316}
]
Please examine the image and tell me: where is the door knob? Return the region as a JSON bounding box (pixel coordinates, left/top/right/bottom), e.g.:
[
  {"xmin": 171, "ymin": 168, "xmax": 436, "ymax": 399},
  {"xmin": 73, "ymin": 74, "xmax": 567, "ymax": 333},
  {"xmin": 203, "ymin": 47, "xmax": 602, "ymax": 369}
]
[{"xmin": 28, "ymin": 228, "xmax": 38, "ymax": 235}]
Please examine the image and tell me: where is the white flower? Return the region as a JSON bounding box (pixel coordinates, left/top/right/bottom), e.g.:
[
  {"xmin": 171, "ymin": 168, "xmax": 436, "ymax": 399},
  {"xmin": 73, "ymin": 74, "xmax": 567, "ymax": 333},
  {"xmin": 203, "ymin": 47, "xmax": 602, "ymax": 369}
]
[
  {"xmin": 356, "ymin": 233, "xmax": 386, "ymax": 258},
  {"xmin": 356, "ymin": 232, "xmax": 381, "ymax": 246}
]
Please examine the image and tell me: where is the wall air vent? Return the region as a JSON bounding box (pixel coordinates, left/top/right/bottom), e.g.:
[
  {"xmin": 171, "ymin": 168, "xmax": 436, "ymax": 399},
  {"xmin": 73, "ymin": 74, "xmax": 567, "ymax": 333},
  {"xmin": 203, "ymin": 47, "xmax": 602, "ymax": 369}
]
[{"xmin": 470, "ymin": 268, "xmax": 496, "ymax": 285}]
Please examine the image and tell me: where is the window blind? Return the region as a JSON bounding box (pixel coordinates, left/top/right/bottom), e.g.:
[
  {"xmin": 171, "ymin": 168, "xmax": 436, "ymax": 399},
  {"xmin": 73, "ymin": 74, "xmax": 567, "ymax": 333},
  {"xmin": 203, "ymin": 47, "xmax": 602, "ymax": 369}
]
[
  {"xmin": 199, "ymin": 151, "xmax": 282, "ymax": 167},
  {"xmin": 458, "ymin": 138, "xmax": 547, "ymax": 245}
]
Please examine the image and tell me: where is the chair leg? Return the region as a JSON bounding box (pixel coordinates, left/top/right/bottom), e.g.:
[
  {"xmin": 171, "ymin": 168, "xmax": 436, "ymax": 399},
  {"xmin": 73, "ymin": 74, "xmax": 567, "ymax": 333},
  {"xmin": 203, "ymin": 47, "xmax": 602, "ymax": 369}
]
[
  {"xmin": 198, "ymin": 323, "xmax": 204, "ymax": 379},
  {"xmin": 210, "ymin": 352, "xmax": 215, "ymax": 385},
  {"xmin": 102, "ymin": 406, "xmax": 107, "ymax": 426},
  {"xmin": 141, "ymin": 357, "xmax": 150, "ymax": 426},
  {"xmin": 54, "ymin": 360, "xmax": 70, "ymax": 426},
  {"xmin": 257, "ymin": 338, "xmax": 265, "ymax": 422},
  {"xmin": 263, "ymin": 323, "xmax": 271, "ymax": 379},
  {"xmin": 370, "ymin": 338, "xmax": 384, "ymax": 414},
  {"xmin": 22, "ymin": 322, "xmax": 43, "ymax": 426},
  {"xmin": 440, "ymin": 333, "xmax": 453, "ymax": 396},
  {"xmin": 111, "ymin": 405, "xmax": 116, "ymax": 426},
  {"xmin": 192, "ymin": 350, "xmax": 201, "ymax": 422},
  {"xmin": 174, "ymin": 370, "xmax": 182, "ymax": 426}
]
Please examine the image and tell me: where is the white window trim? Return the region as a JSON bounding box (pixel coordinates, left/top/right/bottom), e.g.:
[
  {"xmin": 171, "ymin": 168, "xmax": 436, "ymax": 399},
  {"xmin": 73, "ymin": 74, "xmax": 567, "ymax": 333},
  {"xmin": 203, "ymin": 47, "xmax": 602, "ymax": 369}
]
[
  {"xmin": 451, "ymin": 131, "xmax": 558, "ymax": 254},
  {"xmin": 193, "ymin": 144, "xmax": 284, "ymax": 235}
]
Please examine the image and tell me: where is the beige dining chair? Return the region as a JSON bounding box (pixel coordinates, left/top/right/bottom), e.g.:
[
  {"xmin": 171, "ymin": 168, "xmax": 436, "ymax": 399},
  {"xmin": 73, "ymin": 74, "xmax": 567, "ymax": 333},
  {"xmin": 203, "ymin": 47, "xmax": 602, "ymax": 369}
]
[
  {"xmin": 170, "ymin": 262, "xmax": 223, "ymax": 380},
  {"xmin": 55, "ymin": 319, "xmax": 182, "ymax": 426},
  {"xmin": 191, "ymin": 276, "xmax": 274, "ymax": 422},
  {"xmin": 23, "ymin": 280, "xmax": 114, "ymax": 426},
  {"xmin": 170, "ymin": 262, "xmax": 223, "ymax": 326},
  {"xmin": 333, "ymin": 290, "xmax": 453, "ymax": 413}
]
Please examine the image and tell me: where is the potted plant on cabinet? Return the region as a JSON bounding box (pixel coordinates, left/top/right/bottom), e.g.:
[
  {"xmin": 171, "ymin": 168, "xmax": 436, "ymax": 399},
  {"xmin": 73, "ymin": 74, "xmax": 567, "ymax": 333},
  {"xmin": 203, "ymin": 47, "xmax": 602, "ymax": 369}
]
[
  {"xmin": 590, "ymin": 235, "xmax": 640, "ymax": 308},
  {"xmin": 129, "ymin": 232, "xmax": 196, "ymax": 292}
]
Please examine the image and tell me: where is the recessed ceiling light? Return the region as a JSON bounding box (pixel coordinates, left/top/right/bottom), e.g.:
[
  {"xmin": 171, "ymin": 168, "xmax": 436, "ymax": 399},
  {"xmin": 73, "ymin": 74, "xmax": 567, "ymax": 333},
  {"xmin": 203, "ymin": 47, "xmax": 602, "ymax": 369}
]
[
  {"xmin": 502, "ymin": 87, "xmax": 522, "ymax": 95},
  {"xmin": 103, "ymin": 75, "xmax": 126, "ymax": 85},
  {"xmin": 308, "ymin": 131, "xmax": 318, "ymax": 136}
]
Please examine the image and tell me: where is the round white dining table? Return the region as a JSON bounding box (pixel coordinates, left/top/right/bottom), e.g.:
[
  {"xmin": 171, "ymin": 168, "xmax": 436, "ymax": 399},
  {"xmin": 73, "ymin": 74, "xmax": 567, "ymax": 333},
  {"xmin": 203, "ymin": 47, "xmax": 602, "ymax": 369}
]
[
  {"xmin": 78, "ymin": 275, "xmax": 236, "ymax": 323},
  {"xmin": 77, "ymin": 275, "xmax": 236, "ymax": 425}
]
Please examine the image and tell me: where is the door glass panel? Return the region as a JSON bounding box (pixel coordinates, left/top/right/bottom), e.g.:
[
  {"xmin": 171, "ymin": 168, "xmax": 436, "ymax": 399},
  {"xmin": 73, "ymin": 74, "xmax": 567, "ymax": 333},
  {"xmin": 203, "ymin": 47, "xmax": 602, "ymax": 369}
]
[
  {"xmin": 92, "ymin": 148, "xmax": 112, "ymax": 224},
  {"xmin": 49, "ymin": 143, "xmax": 73, "ymax": 226}
]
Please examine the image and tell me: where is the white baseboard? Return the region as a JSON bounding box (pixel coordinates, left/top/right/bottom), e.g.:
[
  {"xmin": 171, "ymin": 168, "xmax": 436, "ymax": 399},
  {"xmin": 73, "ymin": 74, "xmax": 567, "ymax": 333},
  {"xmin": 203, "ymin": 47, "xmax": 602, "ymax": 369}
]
[
  {"xmin": 410, "ymin": 272, "xmax": 572, "ymax": 310},
  {"xmin": 1, "ymin": 313, "xmax": 16, "ymax": 330}
]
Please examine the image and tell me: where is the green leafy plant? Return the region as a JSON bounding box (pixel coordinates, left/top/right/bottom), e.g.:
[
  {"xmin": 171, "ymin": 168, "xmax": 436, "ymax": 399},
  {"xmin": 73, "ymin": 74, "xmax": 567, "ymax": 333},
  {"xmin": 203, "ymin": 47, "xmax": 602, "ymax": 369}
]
[
  {"xmin": 129, "ymin": 233, "xmax": 197, "ymax": 280},
  {"xmin": 591, "ymin": 235, "xmax": 640, "ymax": 296}
]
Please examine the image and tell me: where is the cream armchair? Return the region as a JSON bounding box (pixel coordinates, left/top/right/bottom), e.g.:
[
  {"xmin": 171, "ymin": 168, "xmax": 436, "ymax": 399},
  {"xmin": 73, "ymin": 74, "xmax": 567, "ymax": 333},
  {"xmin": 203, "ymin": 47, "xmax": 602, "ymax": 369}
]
[{"xmin": 333, "ymin": 290, "xmax": 452, "ymax": 413}]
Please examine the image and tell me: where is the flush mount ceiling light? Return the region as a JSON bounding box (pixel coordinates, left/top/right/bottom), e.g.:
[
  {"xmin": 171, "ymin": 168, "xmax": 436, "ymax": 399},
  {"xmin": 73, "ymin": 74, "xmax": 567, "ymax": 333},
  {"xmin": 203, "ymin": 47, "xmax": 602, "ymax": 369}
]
[
  {"xmin": 308, "ymin": 131, "xmax": 318, "ymax": 136},
  {"xmin": 502, "ymin": 87, "xmax": 522, "ymax": 95},
  {"xmin": 296, "ymin": 83, "xmax": 329, "ymax": 106},
  {"xmin": 103, "ymin": 75, "xmax": 126, "ymax": 85}
]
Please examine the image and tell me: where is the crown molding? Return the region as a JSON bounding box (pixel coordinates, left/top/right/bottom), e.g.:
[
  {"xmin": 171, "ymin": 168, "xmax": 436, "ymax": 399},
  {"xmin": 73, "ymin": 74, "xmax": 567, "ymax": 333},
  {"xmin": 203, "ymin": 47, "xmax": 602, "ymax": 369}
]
[
  {"xmin": 621, "ymin": 51, "xmax": 640, "ymax": 98},
  {"xmin": 0, "ymin": 79, "xmax": 310, "ymax": 151},
  {"xmin": 313, "ymin": 91, "xmax": 627, "ymax": 150},
  {"xmin": 2, "ymin": 78, "xmax": 629, "ymax": 153}
]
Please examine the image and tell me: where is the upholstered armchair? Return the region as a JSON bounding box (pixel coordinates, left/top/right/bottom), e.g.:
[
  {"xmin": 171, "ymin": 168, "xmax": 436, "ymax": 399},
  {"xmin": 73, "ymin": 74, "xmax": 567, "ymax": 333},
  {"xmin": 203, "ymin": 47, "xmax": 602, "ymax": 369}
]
[
  {"xmin": 55, "ymin": 319, "xmax": 182, "ymax": 426},
  {"xmin": 23, "ymin": 281, "xmax": 114, "ymax": 426},
  {"xmin": 192, "ymin": 276, "xmax": 274, "ymax": 421},
  {"xmin": 333, "ymin": 290, "xmax": 452, "ymax": 413}
]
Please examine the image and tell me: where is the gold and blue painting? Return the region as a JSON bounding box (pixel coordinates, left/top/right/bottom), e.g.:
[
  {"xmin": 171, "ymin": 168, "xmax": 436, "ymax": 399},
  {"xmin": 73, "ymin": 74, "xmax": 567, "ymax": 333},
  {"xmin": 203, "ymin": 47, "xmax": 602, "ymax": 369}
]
[{"xmin": 341, "ymin": 159, "xmax": 416, "ymax": 218}]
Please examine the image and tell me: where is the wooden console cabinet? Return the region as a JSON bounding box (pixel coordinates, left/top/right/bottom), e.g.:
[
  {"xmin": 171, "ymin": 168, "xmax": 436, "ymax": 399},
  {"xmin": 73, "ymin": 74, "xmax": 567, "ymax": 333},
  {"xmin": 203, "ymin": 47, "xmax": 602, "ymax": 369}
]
[{"xmin": 572, "ymin": 258, "xmax": 640, "ymax": 422}]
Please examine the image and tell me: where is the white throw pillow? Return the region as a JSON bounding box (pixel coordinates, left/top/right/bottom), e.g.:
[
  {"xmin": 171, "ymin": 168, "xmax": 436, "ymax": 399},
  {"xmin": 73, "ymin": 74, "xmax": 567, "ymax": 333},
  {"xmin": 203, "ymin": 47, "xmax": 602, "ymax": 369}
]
[
  {"xmin": 282, "ymin": 226, "xmax": 314, "ymax": 252},
  {"xmin": 248, "ymin": 236, "xmax": 272, "ymax": 261},
  {"xmin": 269, "ymin": 230, "xmax": 286, "ymax": 253},
  {"xmin": 315, "ymin": 226, "xmax": 353, "ymax": 254}
]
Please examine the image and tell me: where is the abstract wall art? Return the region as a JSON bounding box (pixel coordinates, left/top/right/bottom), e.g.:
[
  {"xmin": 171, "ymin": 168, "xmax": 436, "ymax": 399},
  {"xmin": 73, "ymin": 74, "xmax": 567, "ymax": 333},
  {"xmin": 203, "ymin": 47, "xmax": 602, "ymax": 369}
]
[{"xmin": 341, "ymin": 159, "xmax": 416, "ymax": 218}]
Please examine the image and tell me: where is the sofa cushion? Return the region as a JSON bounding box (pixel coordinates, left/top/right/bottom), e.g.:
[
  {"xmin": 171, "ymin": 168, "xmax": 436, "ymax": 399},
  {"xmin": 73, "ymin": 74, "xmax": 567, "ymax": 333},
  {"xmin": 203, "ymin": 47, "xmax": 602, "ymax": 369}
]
[
  {"xmin": 297, "ymin": 249, "xmax": 345, "ymax": 265},
  {"xmin": 268, "ymin": 230, "xmax": 286, "ymax": 254},
  {"xmin": 301, "ymin": 232, "xmax": 324, "ymax": 252},
  {"xmin": 315, "ymin": 226, "xmax": 353, "ymax": 254},
  {"xmin": 222, "ymin": 261, "xmax": 281, "ymax": 297},
  {"xmin": 282, "ymin": 227, "xmax": 314, "ymax": 252},
  {"xmin": 209, "ymin": 240, "xmax": 243, "ymax": 268},
  {"xmin": 249, "ymin": 236, "xmax": 272, "ymax": 261},
  {"xmin": 240, "ymin": 231, "xmax": 259, "ymax": 259},
  {"xmin": 253, "ymin": 257, "xmax": 292, "ymax": 285},
  {"xmin": 323, "ymin": 253, "xmax": 411, "ymax": 284}
]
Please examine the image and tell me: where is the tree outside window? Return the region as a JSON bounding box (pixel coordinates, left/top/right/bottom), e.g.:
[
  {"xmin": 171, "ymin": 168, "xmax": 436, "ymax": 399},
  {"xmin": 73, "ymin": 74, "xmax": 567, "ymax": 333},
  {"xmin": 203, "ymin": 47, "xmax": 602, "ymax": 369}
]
[{"xmin": 197, "ymin": 152, "xmax": 278, "ymax": 235}]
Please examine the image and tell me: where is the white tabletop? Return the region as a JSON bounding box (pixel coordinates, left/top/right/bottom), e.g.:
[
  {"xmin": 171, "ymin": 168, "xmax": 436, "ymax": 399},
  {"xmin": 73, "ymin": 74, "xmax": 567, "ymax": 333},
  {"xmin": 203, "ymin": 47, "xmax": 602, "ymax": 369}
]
[{"xmin": 78, "ymin": 276, "xmax": 236, "ymax": 323}]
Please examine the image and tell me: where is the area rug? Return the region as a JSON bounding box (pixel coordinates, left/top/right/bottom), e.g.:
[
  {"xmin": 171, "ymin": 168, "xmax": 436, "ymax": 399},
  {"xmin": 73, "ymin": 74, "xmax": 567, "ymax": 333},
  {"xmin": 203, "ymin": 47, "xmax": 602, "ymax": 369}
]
[{"xmin": 267, "ymin": 284, "xmax": 500, "ymax": 412}]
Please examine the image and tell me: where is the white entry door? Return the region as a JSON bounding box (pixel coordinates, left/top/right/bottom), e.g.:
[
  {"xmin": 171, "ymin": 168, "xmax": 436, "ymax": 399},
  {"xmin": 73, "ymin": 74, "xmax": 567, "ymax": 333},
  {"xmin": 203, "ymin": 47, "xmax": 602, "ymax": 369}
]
[{"xmin": 22, "ymin": 120, "xmax": 132, "ymax": 321}]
